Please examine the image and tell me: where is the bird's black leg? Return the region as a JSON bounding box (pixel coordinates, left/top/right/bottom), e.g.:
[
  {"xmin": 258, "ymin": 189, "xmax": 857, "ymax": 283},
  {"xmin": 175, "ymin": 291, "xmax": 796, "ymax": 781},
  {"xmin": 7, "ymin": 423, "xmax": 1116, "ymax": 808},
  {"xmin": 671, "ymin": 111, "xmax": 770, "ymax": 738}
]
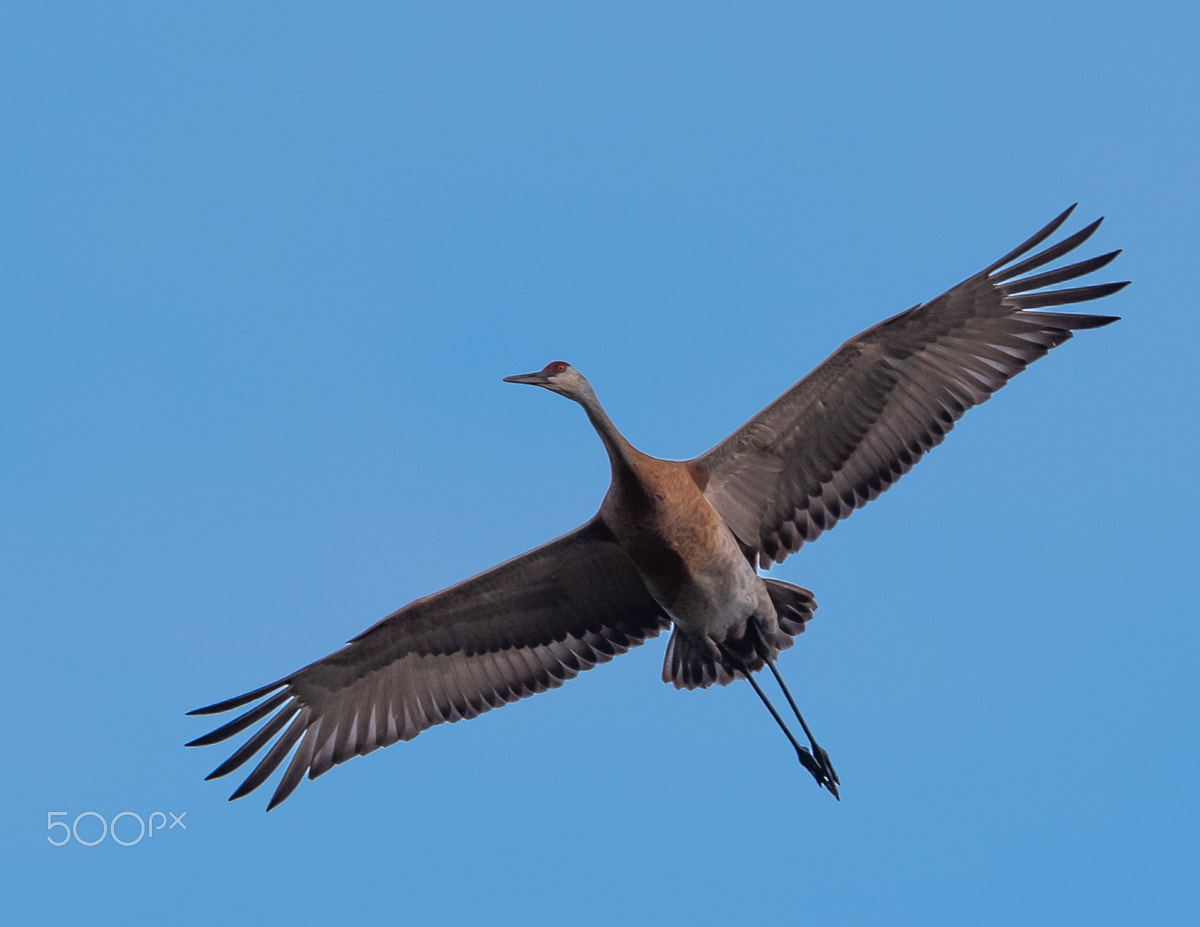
[
  {"xmin": 744, "ymin": 615, "xmax": 839, "ymax": 792},
  {"xmin": 761, "ymin": 653, "xmax": 839, "ymax": 792},
  {"xmin": 719, "ymin": 641, "xmax": 840, "ymax": 799}
]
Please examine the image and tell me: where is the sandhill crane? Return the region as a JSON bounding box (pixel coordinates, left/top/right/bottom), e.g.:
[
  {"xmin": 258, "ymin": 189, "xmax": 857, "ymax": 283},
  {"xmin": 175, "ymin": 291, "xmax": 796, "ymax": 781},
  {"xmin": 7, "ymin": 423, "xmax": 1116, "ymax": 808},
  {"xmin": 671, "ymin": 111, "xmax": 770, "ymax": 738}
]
[{"xmin": 189, "ymin": 205, "xmax": 1127, "ymax": 810}]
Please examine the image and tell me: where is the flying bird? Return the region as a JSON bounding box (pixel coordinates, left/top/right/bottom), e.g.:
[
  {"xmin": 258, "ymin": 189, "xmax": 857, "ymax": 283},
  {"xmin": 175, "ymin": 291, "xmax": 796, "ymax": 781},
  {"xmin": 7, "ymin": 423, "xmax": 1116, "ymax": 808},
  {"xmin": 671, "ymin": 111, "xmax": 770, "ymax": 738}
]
[{"xmin": 189, "ymin": 205, "xmax": 1127, "ymax": 809}]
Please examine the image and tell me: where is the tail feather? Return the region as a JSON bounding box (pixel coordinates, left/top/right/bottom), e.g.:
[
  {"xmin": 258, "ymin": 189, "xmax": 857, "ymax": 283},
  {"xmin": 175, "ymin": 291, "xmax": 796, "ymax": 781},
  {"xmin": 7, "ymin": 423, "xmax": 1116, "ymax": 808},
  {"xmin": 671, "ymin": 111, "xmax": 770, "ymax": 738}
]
[
  {"xmin": 767, "ymin": 578, "xmax": 816, "ymax": 640},
  {"xmin": 661, "ymin": 579, "xmax": 817, "ymax": 690}
]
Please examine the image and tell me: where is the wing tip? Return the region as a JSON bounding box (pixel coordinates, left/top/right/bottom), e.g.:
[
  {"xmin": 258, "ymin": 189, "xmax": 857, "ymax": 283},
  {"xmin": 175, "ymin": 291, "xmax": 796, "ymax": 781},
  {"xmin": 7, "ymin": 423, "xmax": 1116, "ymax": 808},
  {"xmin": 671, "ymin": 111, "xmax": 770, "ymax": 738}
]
[
  {"xmin": 264, "ymin": 789, "xmax": 291, "ymax": 812},
  {"xmin": 187, "ymin": 679, "xmax": 289, "ymax": 717},
  {"xmin": 983, "ymin": 204, "xmax": 1122, "ymax": 282}
]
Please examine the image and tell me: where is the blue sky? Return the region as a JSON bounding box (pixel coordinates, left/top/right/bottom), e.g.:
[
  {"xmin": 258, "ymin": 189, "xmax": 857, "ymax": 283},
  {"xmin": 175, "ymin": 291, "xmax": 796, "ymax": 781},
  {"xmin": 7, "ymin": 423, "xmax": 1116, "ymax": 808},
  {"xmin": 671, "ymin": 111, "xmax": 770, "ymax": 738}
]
[{"xmin": 4, "ymin": 2, "xmax": 1196, "ymax": 924}]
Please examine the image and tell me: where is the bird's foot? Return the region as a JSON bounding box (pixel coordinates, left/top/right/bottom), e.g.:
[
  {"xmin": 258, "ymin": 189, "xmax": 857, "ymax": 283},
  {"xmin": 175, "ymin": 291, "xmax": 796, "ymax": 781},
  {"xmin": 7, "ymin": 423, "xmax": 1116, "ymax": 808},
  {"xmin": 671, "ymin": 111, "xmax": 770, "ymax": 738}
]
[
  {"xmin": 796, "ymin": 745, "xmax": 840, "ymax": 800},
  {"xmin": 813, "ymin": 744, "xmax": 839, "ymax": 787}
]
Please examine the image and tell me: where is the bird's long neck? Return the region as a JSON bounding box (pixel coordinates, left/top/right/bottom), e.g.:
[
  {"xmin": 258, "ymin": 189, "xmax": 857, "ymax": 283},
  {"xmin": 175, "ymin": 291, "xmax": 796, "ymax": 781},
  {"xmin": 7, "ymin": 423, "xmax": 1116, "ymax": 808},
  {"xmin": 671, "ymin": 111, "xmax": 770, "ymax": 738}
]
[{"xmin": 575, "ymin": 387, "xmax": 641, "ymax": 479}]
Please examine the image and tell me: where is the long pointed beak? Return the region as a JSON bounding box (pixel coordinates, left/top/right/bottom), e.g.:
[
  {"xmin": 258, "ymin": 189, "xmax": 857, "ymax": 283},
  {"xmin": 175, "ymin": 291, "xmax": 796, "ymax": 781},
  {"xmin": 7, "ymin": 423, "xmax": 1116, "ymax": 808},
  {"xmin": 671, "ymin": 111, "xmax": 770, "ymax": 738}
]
[{"xmin": 502, "ymin": 371, "xmax": 549, "ymax": 386}]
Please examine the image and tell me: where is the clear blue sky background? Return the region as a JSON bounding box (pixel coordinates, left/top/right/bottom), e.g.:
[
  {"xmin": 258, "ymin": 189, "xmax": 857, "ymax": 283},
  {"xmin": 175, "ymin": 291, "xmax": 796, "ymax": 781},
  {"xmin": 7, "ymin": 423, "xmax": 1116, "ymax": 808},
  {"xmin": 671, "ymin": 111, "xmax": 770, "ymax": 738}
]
[{"xmin": 3, "ymin": 3, "xmax": 1196, "ymax": 924}]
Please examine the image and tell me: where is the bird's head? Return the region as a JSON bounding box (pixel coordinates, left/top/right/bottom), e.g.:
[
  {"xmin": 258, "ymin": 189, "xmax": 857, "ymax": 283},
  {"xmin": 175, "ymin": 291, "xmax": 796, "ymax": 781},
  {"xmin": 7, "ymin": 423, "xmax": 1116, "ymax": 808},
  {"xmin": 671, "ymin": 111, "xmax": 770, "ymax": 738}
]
[{"xmin": 503, "ymin": 360, "xmax": 595, "ymax": 404}]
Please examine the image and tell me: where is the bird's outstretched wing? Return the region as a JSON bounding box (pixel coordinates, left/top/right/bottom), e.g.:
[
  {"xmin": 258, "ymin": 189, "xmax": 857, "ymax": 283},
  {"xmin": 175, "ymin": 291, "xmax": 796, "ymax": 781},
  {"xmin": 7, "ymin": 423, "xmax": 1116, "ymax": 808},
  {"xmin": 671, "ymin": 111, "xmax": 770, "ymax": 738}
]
[
  {"xmin": 187, "ymin": 518, "xmax": 668, "ymax": 809},
  {"xmin": 697, "ymin": 205, "xmax": 1128, "ymax": 568}
]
